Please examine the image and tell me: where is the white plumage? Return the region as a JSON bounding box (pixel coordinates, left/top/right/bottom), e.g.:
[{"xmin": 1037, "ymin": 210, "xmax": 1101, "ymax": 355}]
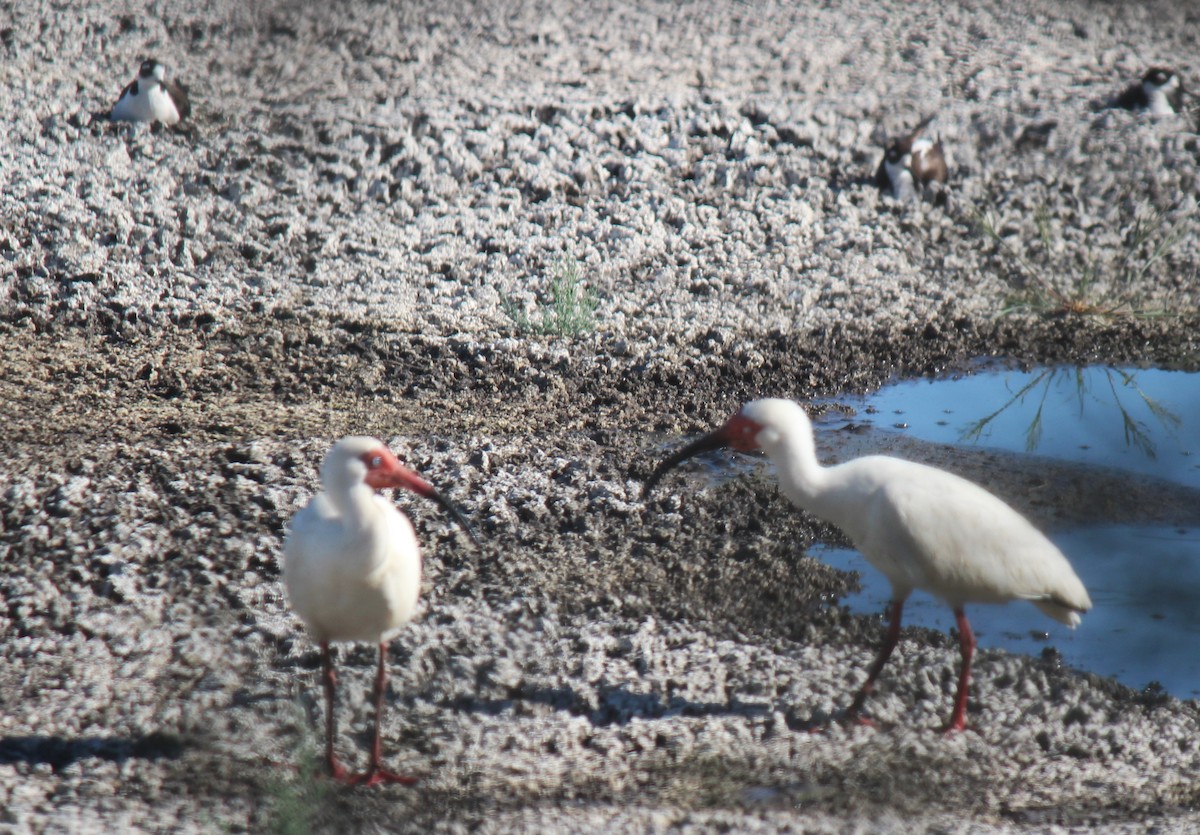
[
  {"xmin": 284, "ymin": 436, "xmax": 476, "ymax": 785},
  {"xmin": 110, "ymin": 58, "xmax": 189, "ymax": 126},
  {"xmin": 883, "ymin": 155, "xmax": 916, "ymax": 202},
  {"xmin": 1144, "ymin": 71, "xmax": 1182, "ymax": 116},
  {"xmin": 646, "ymin": 398, "xmax": 1091, "ymax": 732},
  {"xmin": 285, "ymin": 456, "xmax": 422, "ymax": 646}
]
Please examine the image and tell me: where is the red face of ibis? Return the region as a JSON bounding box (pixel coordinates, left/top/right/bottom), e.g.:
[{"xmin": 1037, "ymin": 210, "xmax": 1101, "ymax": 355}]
[
  {"xmin": 722, "ymin": 412, "xmax": 763, "ymax": 452},
  {"xmin": 358, "ymin": 445, "xmax": 482, "ymax": 548},
  {"xmin": 359, "ymin": 447, "xmax": 434, "ymax": 495},
  {"xmin": 642, "ymin": 408, "xmax": 764, "ymax": 499}
]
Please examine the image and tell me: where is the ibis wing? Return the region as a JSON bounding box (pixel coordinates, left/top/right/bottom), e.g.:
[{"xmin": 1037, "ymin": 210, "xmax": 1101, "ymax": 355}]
[
  {"xmin": 282, "ymin": 494, "xmax": 422, "ymax": 642},
  {"xmin": 281, "ymin": 496, "xmax": 341, "ymax": 613},
  {"xmin": 859, "ymin": 466, "xmax": 1090, "ymax": 620}
]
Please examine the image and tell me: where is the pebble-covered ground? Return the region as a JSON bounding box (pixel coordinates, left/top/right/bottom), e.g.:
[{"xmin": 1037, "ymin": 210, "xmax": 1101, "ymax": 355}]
[{"xmin": 2, "ymin": 0, "xmax": 1199, "ymax": 831}]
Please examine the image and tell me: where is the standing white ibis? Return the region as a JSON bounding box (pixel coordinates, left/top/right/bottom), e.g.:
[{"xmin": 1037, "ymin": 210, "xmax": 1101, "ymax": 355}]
[
  {"xmin": 644, "ymin": 398, "xmax": 1092, "ymax": 732},
  {"xmin": 284, "ymin": 436, "xmax": 479, "ymax": 785}
]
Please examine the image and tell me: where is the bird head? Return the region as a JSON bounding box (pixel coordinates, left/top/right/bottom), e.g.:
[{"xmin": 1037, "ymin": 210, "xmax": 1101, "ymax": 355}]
[
  {"xmin": 1143, "ymin": 67, "xmax": 1179, "ymax": 93},
  {"xmin": 323, "ymin": 436, "xmax": 481, "ymax": 547},
  {"xmin": 642, "ymin": 398, "xmax": 810, "ymax": 498},
  {"xmin": 138, "ymin": 59, "xmax": 166, "ymax": 82},
  {"xmin": 883, "ymin": 138, "xmax": 910, "ymax": 167}
]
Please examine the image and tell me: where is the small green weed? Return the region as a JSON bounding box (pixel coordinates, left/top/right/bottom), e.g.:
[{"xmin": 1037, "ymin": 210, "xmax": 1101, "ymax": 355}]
[
  {"xmin": 262, "ymin": 708, "xmax": 335, "ymax": 835},
  {"xmin": 502, "ymin": 256, "xmax": 598, "ymax": 337},
  {"xmin": 969, "ymin": 199, "xmax": 1192, "ymax": 318}
]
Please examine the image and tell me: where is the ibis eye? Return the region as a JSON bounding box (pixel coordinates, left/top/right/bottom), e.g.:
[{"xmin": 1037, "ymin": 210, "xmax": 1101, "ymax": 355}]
[{"xmin": 370, "ymin": 455, "xmax": 383, "ymax": 469}]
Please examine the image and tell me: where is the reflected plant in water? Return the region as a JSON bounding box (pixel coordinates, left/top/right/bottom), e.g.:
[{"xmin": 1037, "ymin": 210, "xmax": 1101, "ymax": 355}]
[
  {"xmin": 961, "ymin": 366, "xmax": 1180, "ymax": 458},
  {"xmin": 962, "ymin": 368, "xmax": 1053, "ymax": 451},
  {"xmin": 1104, "ymin": 368, "xmax": 1183, "ymax": 458}
]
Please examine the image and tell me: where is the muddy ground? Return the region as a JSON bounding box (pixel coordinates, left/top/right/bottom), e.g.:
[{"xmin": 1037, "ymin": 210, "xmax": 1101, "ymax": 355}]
[
  {"xmin": 4, "ymin": 314, "xmax": 1200, "ymax": 833},
  {"xmin": 3, "ymin": 0, "xmax": 1200, "ymax": 832}
]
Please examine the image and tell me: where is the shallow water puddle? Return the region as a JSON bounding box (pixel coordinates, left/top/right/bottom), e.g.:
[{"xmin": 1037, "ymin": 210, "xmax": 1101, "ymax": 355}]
[
  {"xmin": 819, "ymin": 365, "xmax": 1200, "ymax": 698},
  {"xmin": 853, "ymin": 365, "xmax": 1200, "ymax": 488}
]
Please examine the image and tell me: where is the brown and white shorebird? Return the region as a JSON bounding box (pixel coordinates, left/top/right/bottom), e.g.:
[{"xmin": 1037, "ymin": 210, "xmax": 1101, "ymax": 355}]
[
  {"xmin": 110, "ymin": 58, "xmax": 190, "ymax": 126},
  {"xmin": 875, "ymin": 116, "xmax": 948, "ymax": 202},
  {"xmin": 283, "ymin": 436, "xmax": 479, "ymax": 786},
  {"xmin": 1114, "ymin": 67, "xmax": 1185, "ymax": 116},
  {"xmin": 644, "ymin": 399, "xmax": 1091, "ymax": 733}
]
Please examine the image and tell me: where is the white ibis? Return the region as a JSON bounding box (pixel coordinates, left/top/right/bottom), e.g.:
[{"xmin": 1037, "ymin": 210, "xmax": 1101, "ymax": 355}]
[
  {"xmin": 110, "ymin": 58, "xmax": 190, "ymax": 126},
  {"xmin": 284, "ymin": 436, "xmax": 479, "ymax": 785},
  {"xmin": 644, "ymin": 398, "xmax": 1092, "ymax": 732}
]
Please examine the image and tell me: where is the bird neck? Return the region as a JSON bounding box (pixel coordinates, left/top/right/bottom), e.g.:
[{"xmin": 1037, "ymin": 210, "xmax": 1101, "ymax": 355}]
[
  {"xmin": 767, "ymin": 428, "xmax": 829, "ymax": 510},
  {"xmin": 329, "ymin": 482, "xmax": 382, "ymax": 529},
  {"xmin": 1147, "ymin": 89, "xmax": 1175, "ymax": 114}
]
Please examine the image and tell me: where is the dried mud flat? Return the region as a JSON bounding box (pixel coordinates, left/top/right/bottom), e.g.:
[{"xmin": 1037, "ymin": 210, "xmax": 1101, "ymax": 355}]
[{"xmin": 3, "ymin": 0, "xmax": 1200, "ymax": 832}]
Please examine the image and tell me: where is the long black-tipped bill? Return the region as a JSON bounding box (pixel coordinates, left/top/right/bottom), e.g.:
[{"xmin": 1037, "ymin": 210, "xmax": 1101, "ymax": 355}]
[
  {"xmin": 426, "ymin": 487, "xmax": 482, "ymax": 549},
  {"xmin": 642, "ymin": 430, "xmax": 729, "ymax": 501}
]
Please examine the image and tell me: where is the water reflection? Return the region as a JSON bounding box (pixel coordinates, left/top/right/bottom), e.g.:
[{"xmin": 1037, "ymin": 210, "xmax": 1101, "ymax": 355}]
[
  {"xmin": 852, "ymin": 365, "xmax": 1200, "ymax": 488},
  {"xmin": 960, "ymin": 367, "xmax": 1181, "ymax": 459}
]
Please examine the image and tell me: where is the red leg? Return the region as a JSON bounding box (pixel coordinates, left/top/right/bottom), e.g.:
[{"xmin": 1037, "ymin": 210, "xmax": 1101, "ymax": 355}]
[
  {"xmin": 843, "ymin": 598, "xmax": 905, "ymax": 725},
  {"xmin": 320, "ymin": 642, "xmax": 351, "ymax": 781},
  {"xmin": 350, "ymin": 641, "xmax": 418, "ymax": 787},
  {"xmin": 944, "ymin": 608, "xmax": 976, "ymax": 733}
]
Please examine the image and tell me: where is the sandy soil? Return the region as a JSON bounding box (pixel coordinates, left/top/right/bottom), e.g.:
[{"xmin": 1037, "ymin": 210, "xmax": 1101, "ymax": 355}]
[{"xmin": 2, "ymin": 0, "xmax": 1200, "ymax": 832}]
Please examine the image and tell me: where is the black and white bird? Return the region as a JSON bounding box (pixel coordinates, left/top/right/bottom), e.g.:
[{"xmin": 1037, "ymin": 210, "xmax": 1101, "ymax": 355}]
[
  {"xmin": 1114, "ymin": 67, "xmax": 1185, "ymax": 116},
  {"xmin": 110, "ymin": 58, "xmax": 190, "ymax": 126},
  {"xmin": 875, "ymin": 116, "xmax": 948, "ymax": 202}
]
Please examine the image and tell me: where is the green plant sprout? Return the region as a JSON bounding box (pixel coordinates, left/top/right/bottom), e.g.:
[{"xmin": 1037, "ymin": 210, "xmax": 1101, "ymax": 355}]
[
  {"xmin": 502, "ymin": 256, "xmax": 598, "ymax": 337},
  {"xmin": 968, "ymin": 200, "xmax": 1194, "ymax": 318},
  {"xmin": 262, "ymin": 704, "xmax": 336, "ymax": 835}
]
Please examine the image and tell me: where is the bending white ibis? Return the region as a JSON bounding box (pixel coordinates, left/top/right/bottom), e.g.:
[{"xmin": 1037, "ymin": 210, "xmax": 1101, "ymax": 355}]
[
  {"xmin": 284, "ymin": 436, "xmax": 479, "ymax": 785},
  {"xmin": 644, "ymin": 398, "xmax": 1092, "ymax": 732}
]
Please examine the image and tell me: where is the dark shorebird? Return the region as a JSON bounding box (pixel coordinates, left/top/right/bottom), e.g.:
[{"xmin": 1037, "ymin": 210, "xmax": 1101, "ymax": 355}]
[
  {"xmin": 875, "ymin": 116, "xmax": 947, "ymax": 202},
  {"xmin": 1113, "ymin": 67, "xmax": 1185, "ymax": 116},
  {"xmin": 111, "ymin": 58, "xmax": 190, "ymax": 126}
]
